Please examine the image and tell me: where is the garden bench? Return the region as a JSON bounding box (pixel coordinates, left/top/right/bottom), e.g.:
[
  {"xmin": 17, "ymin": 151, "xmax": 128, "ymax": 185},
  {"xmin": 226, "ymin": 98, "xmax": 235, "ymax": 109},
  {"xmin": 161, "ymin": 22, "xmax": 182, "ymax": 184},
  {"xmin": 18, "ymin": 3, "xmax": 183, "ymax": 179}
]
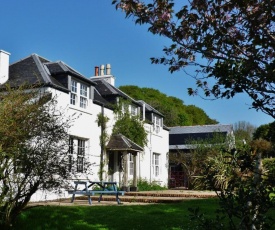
[{"xmin": 68, "ymin": 180, "xmax": 125, "ymax": 205}]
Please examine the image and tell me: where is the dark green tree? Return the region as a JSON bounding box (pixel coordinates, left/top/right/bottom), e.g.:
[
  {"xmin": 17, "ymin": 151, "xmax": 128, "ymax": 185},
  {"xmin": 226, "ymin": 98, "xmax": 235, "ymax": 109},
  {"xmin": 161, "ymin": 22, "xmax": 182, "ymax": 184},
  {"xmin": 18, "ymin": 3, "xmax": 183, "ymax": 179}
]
[
  {"xmin": 119, "ymin": 85, "xmax": 217, "ymax": 126},
  {"xmin": 0, "ymin": 85, "xmax": 78, "ymax": 229}
]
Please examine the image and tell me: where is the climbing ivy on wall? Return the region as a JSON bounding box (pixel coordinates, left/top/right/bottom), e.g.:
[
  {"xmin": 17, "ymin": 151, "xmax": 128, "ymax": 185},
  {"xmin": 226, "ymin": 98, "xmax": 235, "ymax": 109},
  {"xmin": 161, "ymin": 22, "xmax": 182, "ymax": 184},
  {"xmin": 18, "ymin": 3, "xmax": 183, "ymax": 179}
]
[{"xmin": 112, "ymin": 100, "xmax": 147, "ymax": 148}]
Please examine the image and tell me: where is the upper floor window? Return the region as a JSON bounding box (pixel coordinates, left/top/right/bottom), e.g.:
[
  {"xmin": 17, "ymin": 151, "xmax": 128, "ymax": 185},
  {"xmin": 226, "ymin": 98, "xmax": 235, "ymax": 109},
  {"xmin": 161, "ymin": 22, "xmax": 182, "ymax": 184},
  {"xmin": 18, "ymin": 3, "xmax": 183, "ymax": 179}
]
[
  {"xmin": 130, "ymin": 105, "xmax": 138, "ymax": 116},
  {"xmin": 153, "ymin": 114, "xmax": 162, "ymax": 133},
  {"xmin": 70, "ymin": 79, "xmax": 89, "ymax": 109},
  {"xmin": 80, "ymin": 84, "xmax": 88, "ymax": 109},
  {"xmin": 70, "ymin": 80, "xmax": 77, "ymax": 105}
]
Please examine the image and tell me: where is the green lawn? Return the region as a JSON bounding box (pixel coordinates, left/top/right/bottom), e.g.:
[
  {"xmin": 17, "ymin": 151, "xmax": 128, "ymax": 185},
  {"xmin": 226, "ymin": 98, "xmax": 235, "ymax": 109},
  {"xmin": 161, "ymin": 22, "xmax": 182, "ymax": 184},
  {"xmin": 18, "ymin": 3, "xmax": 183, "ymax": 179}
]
[
  {"xmin": 13, "ymin": 199, "xmax": 218, "ymax": 230},
  {"xmin": 13, "ymin": 199, "xmax": 274, "ymax": 230}
]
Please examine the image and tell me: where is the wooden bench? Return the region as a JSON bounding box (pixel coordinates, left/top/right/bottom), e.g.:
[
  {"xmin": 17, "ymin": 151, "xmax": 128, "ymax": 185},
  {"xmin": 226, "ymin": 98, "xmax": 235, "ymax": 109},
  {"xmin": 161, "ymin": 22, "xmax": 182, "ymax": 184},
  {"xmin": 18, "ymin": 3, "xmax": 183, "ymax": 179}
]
[{"xmin": 68, "ymin": 181, "xmax": 125, "ymax": 205}]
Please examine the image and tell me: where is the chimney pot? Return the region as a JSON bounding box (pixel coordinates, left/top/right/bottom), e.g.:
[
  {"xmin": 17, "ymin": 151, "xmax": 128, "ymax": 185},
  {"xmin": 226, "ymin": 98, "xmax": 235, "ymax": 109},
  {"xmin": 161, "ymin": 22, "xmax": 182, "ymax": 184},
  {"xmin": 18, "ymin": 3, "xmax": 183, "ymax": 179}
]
[
  {"xmin": 0, "ymin": 50, "xmax": 10, "ymax": 85},
  {"xmin": 95, "ymin": 66, "xmax": 99, "ymax": 76},
  {"xmin": 106, "ymin": 64, "xmax": 111, "ymax": 75},
  {"xmin": 100, "ymin": 65, "xmax": 105, "ymax": 76}
]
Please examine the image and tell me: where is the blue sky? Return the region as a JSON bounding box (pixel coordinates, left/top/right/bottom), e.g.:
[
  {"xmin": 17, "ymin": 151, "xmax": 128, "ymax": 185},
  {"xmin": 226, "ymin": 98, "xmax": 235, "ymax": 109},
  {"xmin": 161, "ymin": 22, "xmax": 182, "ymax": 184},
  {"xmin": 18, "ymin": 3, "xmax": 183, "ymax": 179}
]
[{"xmin": 1, "ymin": 0, "xmax": 274, "ymax": 127}]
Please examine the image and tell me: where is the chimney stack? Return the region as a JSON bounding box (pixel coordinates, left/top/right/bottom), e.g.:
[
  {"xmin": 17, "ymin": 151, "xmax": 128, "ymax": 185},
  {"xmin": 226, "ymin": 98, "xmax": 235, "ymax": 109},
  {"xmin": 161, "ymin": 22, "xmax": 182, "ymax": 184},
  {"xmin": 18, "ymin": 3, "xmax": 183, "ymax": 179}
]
[
  {"xmin": 95, "ymin": 66, "xmax": 99, "ymax": 76},
  {"xmin": 106, "ymin": 64, "xmax": 111, "ymax": 75},
  {"xmin": 0, "ymin": 50, "xmax": 10, "ymax": 85},
  {"xmin": 100, "ymin": 65, "xmax": 105, "ymax": 76}
]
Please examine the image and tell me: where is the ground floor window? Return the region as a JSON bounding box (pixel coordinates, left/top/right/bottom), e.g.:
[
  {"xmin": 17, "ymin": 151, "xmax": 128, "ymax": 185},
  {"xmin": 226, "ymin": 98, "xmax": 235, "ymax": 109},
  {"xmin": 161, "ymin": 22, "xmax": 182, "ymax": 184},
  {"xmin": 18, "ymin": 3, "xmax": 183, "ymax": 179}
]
[
  {"xmin": 152, "ymin": 153, "xmax": 160, "ymax": 177},
  {"xmin": 69, "ymin": 136, "xmax": 87, "ymax": 172},
  {"xmin": 129, "ymin": 153, "xmax": 134, "ymax": 176}
]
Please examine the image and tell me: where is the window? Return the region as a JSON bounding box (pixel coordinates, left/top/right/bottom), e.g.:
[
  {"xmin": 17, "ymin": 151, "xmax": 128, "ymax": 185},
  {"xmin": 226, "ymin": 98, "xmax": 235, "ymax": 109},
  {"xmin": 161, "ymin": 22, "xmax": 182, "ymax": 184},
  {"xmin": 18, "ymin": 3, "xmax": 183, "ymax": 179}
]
[
  {"xmin": 69, "ymin": 137, "xmax": 87, "ymax": 173},
  {"xmin": 70, "ymin": 80, "xmax": 77, "ymax": 105},
  {"xmin": 80, "ymin": 84, "xmax": 88, "ymax": 108},
  {"xmin": 130, "ymin": 105, "xmax": 138, "ymax": 116},
  {"xmin": 153, "ymin": 115, "xmax": 162, "ymax": 133},
  {"xmin": 77, "ymin": 139, "xmax": 85, "ymax": 172},
  {"xmin": 68, "ymin": 137, "xmax": 74, "ymax": 171},
  {"xmin": 152, "ymin": 153, "xmax": 160, "ymax": 177},
  {"xmin": 70, "ymin": 79, "xmax": 89, "ymax": 109},
  {"xmin": 129, "ymin": 153, "xmax": 134, "ymax": 175}
]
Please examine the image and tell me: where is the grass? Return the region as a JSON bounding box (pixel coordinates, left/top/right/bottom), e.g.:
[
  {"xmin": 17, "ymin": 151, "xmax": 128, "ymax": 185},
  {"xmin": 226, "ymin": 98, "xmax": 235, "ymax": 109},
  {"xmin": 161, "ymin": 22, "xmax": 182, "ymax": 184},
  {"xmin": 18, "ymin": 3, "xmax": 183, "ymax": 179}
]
[
  {"xmin": 13, "ymin": 199, "xmax": 275, "ymax": 230},
  {"xmin": 14, "ymin": 199, "xmax": 219, "ymax": 230}
]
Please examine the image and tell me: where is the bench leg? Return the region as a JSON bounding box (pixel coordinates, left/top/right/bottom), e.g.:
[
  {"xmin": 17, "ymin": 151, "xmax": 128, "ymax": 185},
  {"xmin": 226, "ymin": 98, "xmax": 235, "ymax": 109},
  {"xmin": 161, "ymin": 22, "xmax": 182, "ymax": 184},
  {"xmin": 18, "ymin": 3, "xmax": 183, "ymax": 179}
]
[
  {"xmin": 98, "ymin": 194, "xmax": 103, "ymax": 203},
  {"xmin": 88, "ymin": 195, "xmax": 92, "ymax": 205},
  {"xmin": 116, "ymin": 193, "xmax": 121, "ymax": 204},
  {"xmin": 71, "ymin": 184, "xmax": 78, "ymax": 203}
]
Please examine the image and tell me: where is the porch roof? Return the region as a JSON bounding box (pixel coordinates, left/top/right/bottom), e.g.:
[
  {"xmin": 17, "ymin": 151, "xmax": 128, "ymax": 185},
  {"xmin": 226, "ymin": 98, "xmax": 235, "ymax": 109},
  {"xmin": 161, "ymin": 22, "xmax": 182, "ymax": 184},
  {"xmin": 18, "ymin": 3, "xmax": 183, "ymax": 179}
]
[{"xmin": 106, "ymin": 134, "xmax": 143, "ymax": 152}]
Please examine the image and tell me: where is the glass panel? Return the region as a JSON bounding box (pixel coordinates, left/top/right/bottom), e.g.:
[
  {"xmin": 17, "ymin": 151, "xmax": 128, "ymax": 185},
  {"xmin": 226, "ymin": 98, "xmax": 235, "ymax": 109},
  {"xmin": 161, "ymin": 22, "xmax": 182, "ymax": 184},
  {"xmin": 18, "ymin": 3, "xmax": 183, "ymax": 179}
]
[
  {"xmin": 70, "ymin": 93, "xmax": 76, "ymax": 105},
  {"xmin": 80, "ymin": 84, "xmax": 87, "ymax": 97},
  {"xmin": 71, "ymin": 80, "xmax": 77, "ymax": 93}
]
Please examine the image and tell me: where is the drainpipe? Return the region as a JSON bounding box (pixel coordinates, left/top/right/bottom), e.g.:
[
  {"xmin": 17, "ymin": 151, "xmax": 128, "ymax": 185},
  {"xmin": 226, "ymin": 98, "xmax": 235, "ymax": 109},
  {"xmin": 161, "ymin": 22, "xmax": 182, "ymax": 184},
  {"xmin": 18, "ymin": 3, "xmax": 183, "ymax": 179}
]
[
  {"xmin": 149, "ymin": 126, "xmax": 152, "ymax": 183},
  {"xmin": 100, "ymin": 105, "xmax": 104, "ymax": 181}
]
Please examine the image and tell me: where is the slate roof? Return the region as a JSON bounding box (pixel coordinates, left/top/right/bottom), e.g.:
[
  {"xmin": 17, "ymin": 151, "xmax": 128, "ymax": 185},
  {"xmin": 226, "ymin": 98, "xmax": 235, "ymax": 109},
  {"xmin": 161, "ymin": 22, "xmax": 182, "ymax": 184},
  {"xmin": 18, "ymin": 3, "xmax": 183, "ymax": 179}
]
[
  {"xmin": 106, "ymin": 134, "xmax": 143, "ymax": 152},
  {"xmin": 137, "ymin": 100, "xmax": 163, "ymax": 117},
  {"xmin": 169, "ymin": 124, "xmax": 233, "ymax": 134},
  {"xmin": 8, "ymin": 54, "xmax": 96, "ymax": 92},
  {"xmin": 91, "ymin": 79, "xmax": 140, "ymax": 106},
  {"xmin": 169, "ymin": 124, "xmax": 234, "ymax": 150}
]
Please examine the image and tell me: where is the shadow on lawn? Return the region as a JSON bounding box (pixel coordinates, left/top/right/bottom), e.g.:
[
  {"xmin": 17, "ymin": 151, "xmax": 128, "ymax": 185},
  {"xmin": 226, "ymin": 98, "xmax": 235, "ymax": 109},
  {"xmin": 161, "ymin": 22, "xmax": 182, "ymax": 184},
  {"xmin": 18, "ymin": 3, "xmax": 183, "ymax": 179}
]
[{"xmin": 14, "ymin": 199, "xmax": 219, "ymax": 230}]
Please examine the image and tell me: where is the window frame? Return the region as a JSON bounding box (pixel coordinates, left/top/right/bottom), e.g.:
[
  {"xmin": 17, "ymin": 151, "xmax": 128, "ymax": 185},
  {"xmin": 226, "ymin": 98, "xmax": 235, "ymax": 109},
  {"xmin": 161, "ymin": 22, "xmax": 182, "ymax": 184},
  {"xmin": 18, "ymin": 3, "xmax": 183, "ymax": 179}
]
[
  {"xmin": 152, "ymin": 153, "xmax": 160, "ymax": 177},
  {"xmin": 70, "ymin": 79, "xmax": 89, "ymax": 109},
  {"xmin": 70, "ymin": 80, "xmax": 77, "ymax": 105},
  {"xmin": 77, "ymin": 139, "xmax": 85, "ymax": 173},
  {"xmin": 129, "ymin": 153, "xmax": 134, "ymax": 176}
]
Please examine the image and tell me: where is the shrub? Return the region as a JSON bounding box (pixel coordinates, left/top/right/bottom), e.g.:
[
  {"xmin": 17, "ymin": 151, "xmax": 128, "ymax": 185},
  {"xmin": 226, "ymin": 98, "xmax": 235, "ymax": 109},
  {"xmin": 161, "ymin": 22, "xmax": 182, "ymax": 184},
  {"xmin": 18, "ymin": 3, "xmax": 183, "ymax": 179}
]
[
  {"xmin": 263, "ymin": 158, "xmax": 275, "ymax": 186},
  {"xmin": 136, "ymin": 178, "xmax": 167, "ymax": 191}
]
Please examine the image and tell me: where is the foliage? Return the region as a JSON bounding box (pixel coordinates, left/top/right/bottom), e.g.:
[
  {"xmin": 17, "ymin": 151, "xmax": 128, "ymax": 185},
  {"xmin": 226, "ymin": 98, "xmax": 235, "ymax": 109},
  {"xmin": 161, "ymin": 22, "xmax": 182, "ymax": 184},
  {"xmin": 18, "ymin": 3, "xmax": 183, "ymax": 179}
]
[
  {"xmin": 119, "ymin": 85, "xmax": 217, "ymax": 126},
  {"xmin": 187, "ymin": 207, "xmax": 226, "ymax": 230},
  {"xmin": 112, "ymin": 99, "xmax": 147, "ymax": 147},
  {"xmin": 135, "ymin": 178, "xmax": 167, "ymax": 191},
  {"xmin": 113, "ymin": 0, "xmax": 275, "ymax": 118},
  {"xmin": 233, "ymin": 121, "xmax": 256, "ymax": 147},
  {"xmin": 250, "ymin": 138, "xmax": 273, "ymax": 158},
  {"xmin": 201, "ymin": 146, "xmax": 275, "ymax": 229},
  {"xmin": 170, "ymin": 133, "xmax": 232, "ymax": 189},
  {"xmin": 262, "ymin": 158, "xmax": 275, "ymax": 186},
  {"xmin": 253, "ymin": 121, "xmax": 275, "ymax": 157},
  {"xmin": 0, "ymin": 85, "xmax": 78, "ymax": 229},
  {"xmin": 96, "ymin": 113, "xmax": 110, "ymax": 180}
]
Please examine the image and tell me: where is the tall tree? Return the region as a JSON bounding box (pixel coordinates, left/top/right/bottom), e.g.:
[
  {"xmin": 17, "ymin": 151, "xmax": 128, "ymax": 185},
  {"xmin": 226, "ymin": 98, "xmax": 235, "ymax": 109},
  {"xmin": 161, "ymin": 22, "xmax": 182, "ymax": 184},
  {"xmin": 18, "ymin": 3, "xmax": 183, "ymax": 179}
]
[
  {"xmin": 233, "ymin": 121, "xmax": 256, "ymax": 146},
  {"xmin": 113, "ymin": 0, "xmax": 275, "ymax": 118},
  {"xmin": 119, "ymin": 85, "xmax": 217, "ymax": 126},
  {"xmin": 0, "ymin": 85, "xmax": 79, "ymax": 229}
]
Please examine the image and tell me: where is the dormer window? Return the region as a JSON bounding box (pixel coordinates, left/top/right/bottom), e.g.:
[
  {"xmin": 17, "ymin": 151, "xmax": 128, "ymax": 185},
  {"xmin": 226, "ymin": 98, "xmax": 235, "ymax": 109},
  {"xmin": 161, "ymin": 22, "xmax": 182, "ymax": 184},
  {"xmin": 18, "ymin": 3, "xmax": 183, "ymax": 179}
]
[
  {"xmin": 153, "ymin": 114, "xmax": 162, "ymax": 133},
  {"xmin": 130, "ymin": 104, "xmax": 138, "ymax": 116},
  {"xmin": 70, "ymin": 79, "xmax": 89, "ymax": 109},
  {"xmin": 70, "ymin": 80, "xmax": 77, "ymax": 105},
  {"xmin": 80, "ymin": 84, "xmax": 88, "ymax": 108}
]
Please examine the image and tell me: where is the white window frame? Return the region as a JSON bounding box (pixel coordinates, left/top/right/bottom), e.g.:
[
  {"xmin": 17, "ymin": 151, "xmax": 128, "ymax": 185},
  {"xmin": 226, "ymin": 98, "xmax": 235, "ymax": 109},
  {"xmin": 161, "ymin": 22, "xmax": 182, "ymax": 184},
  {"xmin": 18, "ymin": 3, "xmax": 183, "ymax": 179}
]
[
  {"xmin": 152, "ymin": 153, "xmax": 160, "ymax": 177},
  {"xmin": 70, "ymin": 80, "xmax": 77, "ymax": 105},
  {"xmin": 129, "ymin": 153, "xmax": 134, "ymax": 176},
  {"xmin": 77, "ymin": 139, "xmax": 85, "ymax": 172},
  {"xmin": 80, "ymin": 83, "xmax": 88, "ymax": 108},
  {"xmin": 153, "ymin": 114, "xmax": 162, "ymax": 133},
  {"xmin": 69, "ymin": 137, "xmax": 87, "ymax": 173},
  {"xmin": 130, "ymin": 104, "xmax": 138, "ymax": 116},
  {"xmin": 70, "ymin": 79, "xmax": 89, "ymax": 109},
  {"xmin": 68, "ymin": 137, "xmax": 74, "ymax": 171}
]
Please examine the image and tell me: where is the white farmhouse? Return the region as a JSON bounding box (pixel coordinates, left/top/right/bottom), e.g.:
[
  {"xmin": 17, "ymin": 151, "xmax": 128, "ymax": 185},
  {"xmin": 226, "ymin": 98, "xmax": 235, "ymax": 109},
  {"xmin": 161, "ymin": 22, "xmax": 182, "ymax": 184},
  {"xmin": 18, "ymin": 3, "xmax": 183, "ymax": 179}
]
[{"xmin": 1, "ymin": 51, "xmax": 169, "ymax": 201}]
